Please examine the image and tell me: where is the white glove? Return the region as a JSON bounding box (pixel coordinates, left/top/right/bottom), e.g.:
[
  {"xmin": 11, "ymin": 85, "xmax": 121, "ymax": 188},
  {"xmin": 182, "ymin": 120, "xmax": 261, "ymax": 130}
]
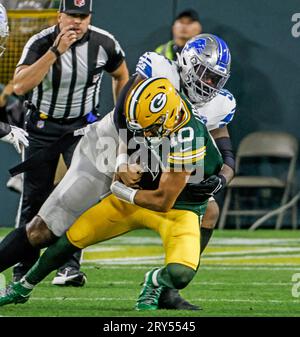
[{"xmin": 1, "ymin": 126, "xmax": 29, "ymax": 154}]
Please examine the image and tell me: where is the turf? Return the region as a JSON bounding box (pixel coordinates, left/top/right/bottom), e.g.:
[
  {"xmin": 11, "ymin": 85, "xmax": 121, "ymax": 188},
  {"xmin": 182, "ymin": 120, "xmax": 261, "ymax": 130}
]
[{"xmin": 0, "ymin": 228, "xmax": 300, "ymax": 317}]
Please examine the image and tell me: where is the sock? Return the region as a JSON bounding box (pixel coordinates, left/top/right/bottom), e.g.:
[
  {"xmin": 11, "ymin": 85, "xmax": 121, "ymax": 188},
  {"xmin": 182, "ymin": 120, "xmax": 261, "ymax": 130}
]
[
  {"xmin": 16, "ymin": 277, "xmax": 35, "ymax": 297},
  {"xmin": 0, "ymin": 226, "xmax": 36, "ymax": 272},
  {"xmin": 200, "ymin": 227, "xmax": 214, "ymax": 254},
  {"xmin": 25, "ymin": 234, "xmax": 80, "ymax": 286},
  {"xmin": 156, "ymin": 263, "xmax": 196, "ymax": 289},
  {"xmin": 13, "ymin": 248, "xmax": 40, "ymax": 278}
]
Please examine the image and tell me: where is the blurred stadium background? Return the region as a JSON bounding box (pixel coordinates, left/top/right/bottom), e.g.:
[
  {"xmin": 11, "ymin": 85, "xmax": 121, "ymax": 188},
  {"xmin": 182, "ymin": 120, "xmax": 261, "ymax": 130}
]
[{"xmin": 0, "ymin": 0, "xmax": 299, "ymax": 229}]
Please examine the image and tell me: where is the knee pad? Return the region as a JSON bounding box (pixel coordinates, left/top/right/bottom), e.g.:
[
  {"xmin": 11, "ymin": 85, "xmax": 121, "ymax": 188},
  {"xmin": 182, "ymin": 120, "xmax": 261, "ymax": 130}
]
[{"xmin": 166, "ymin": 263, "xmax": 196, "ymax": 289}]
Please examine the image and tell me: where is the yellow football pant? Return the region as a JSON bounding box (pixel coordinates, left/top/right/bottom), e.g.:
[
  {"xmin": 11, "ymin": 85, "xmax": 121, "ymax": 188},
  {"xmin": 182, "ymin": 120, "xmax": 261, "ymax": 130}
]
[{"xmin": 67, "ymin": 194, "xmax": 201, "ymax": 270}]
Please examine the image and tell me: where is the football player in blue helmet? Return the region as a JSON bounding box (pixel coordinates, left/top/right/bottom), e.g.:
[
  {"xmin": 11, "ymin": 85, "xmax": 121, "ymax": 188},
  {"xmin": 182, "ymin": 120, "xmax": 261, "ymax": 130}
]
[
  {"xmin": 177, "ymin": 33, "xmax": 231, "ymax": 104},
  {"xmin": 175, "ymin": 34, "xmax": 235, "ymax": 251},
  {"xmin": 0, "ymin": 4, "xmax": 29, "ymax": 152}
]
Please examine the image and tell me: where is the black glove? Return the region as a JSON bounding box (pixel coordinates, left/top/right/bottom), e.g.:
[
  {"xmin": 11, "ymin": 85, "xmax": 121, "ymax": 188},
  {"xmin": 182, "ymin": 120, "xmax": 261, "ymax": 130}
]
[{"xmin": 188, "ymin": 174, "xmax": 226, "ymax": 201}]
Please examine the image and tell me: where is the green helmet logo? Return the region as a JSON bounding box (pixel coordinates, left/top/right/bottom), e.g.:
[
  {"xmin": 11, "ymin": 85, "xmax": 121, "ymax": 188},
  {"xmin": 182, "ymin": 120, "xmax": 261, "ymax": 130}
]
[{"xmin": 150, "ymin": 93, "xmax": 167, "ymax": 113}]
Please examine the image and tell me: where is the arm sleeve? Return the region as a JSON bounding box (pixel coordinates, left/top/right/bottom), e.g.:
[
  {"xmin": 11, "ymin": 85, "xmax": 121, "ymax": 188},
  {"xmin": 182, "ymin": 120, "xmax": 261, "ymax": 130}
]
[{"xmin": 215, "ymin": 136, "xmax": 235, "ymax": 171}]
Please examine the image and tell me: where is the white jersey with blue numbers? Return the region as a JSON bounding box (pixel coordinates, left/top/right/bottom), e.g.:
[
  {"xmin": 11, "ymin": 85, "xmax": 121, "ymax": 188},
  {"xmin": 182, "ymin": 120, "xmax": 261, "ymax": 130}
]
[
  {"xmin": 193, "ymin": 90, "xmax": 236, "ymax": 131},
  {"xmin": 136, "ymin": 52, "xmax": 236, "ymax": 131},
  {"xmin": 136, "ymin": 52, "xmax": 180, "ymax": 91}
]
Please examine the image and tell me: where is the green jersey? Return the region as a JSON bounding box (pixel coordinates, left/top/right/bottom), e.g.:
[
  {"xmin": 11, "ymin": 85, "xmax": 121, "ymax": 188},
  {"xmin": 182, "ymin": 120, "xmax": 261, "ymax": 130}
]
[{"xmin": 138, "ymin": 94, "xmax": 223, "ymax": 216}]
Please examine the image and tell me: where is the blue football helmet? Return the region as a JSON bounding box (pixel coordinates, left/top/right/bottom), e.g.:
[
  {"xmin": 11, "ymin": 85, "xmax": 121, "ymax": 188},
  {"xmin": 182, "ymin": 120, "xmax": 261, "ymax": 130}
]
[
  {"xmin": 0, "ymin": 4, "xmax": 9, "ymax": 58},
  {"xmin": 177, "ymin": 33, "xmax": 231, "ymax": 104}
]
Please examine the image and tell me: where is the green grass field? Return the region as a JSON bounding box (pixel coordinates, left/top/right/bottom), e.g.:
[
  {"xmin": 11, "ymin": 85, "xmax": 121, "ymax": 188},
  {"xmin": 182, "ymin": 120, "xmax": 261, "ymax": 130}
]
[{"xmin": 1, "ymin": 228, "xmax": 300, "ymax": 317}]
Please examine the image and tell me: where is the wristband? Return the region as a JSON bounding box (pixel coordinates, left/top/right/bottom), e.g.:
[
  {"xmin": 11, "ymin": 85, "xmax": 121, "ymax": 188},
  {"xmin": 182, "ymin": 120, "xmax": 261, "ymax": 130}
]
[
  {"xmin": 110, "ymin": 181, "xmax": 137, "ymax": 204},
  {"xmin": 49, "ymin": 46, "xmax": 61, "ymax": 59}
]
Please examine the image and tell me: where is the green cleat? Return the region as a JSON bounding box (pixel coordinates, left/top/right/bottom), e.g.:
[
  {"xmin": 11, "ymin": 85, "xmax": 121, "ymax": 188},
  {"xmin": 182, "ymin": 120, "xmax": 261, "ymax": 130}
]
[
  {"xmin": 0, "ymin": 282, "xmax": 31, "ymax": 307},
  {"xmin": 135, "ymin": 268, "xmax": 164, "ymax": 311}
]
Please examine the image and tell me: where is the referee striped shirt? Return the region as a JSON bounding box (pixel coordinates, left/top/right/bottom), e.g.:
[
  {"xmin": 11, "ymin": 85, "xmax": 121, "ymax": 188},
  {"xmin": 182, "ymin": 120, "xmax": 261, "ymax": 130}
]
[{"xmin": 17, "ymin": 25, "xmax": 125, "ymax": 119}]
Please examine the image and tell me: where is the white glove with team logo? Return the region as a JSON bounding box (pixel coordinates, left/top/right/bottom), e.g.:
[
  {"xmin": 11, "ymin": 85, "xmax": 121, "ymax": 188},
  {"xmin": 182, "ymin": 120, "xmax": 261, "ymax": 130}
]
[{"xmin": 1, "ymin": 126, "xmax": 29, "ymax": 154}]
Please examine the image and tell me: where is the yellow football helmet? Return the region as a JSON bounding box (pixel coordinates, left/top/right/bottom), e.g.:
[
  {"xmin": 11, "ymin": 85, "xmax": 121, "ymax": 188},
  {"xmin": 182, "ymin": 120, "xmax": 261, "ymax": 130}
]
[{"xmin": 125, "ymin": 77, "xmax": 182, "ymax": 139}]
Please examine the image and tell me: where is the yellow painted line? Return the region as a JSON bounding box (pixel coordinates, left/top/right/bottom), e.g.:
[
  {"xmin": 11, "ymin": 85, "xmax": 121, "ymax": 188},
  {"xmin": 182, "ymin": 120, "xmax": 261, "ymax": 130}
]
[
  {"xmin": 82, "ymin": 243, "xmax": 300, "ymax": 265},
  {"xmin": 83, "ymin": 246, "xmax": 163, "ymax": 260}
]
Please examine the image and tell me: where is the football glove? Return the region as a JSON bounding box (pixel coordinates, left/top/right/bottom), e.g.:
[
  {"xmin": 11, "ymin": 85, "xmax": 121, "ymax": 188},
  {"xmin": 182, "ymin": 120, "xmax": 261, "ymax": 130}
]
[
  {"xmin": 1, "ymin": 126, "xmax": 29, "ymax": 154},
  {"xmin": 188, "ymin": 174, "xmax": 226, "ymax": 201}
]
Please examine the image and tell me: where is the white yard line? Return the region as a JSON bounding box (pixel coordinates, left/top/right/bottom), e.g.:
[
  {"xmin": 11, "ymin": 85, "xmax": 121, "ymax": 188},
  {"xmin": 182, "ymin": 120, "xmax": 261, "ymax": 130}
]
[
  {"xmin": 205, "ymin": 247, "xmax": 300, "ymax": 255},
  {"xmin": 83, "ymin": 256, "xmax": 164, "ymax": 264},
  {"xmin": 43, "ymin": 280, "xmax": 292, "ymax": 286},
  {"xmin": 82, "ymin": 265, "xmax": 300, "ymax": 271},
  {"xmin": 2, "ymin": 236, "xmax": 300, "ymax": 246},
  {"xmin": 84, "ymin": 246, "xmax": 300, "ymax": 255},
  {"xmin": 27, "ymin": 297, "xmax": 299, "ymax": 304},
  {"xmin": 210, "ymin": 238, "xmax": 300, "ymax": 245}
]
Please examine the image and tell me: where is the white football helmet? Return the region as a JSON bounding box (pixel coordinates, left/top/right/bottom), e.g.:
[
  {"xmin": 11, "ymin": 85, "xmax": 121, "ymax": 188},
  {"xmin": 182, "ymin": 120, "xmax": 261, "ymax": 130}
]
[
  {"xmin": 177, "ymin": 33, "xmax": 231, "ymax": 104},
  {"xmin": 0, "ymin": 4, "xmax": 9, "ymax": 57}
]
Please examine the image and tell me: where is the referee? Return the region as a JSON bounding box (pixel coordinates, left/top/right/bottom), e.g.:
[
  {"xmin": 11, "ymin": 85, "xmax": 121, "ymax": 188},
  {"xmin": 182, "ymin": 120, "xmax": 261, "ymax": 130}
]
[{"xmin": 12, "ymin": 0, "xmax": 129, "ymax": 286}]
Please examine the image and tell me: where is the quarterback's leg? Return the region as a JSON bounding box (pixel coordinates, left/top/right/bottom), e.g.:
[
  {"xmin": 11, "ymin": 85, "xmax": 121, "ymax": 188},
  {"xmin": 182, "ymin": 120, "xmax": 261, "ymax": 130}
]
[
  {"xmin": 136, "ymin": 209, "xmax": 201, "ymax": 310},
  {"xmin": 158, "ymin": 200, "xmax": 218, "ymax": 309}
]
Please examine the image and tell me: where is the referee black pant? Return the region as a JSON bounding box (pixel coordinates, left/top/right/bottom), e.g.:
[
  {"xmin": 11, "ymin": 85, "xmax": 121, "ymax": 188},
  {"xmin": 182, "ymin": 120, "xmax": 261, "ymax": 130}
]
[{"xmin": 13, "ymin": 111, "xmax": 88, "ymax": 278}]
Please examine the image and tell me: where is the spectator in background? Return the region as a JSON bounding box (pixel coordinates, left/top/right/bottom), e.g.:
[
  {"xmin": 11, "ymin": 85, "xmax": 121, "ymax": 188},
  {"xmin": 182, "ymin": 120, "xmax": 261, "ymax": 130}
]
[
  {"xmin": 155, "ymin": 9, "xmax": 202, "ymax": 61},
  {"xmin": 11, "ymin": 0, "xmax": 129, "ymax": 287}
]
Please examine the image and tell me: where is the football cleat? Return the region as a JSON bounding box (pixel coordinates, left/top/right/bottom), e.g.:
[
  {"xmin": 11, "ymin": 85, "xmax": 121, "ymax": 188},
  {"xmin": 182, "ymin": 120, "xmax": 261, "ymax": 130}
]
[
  {"xmin": 0, "ymin": 282, "xmax": 31, "ymax": 307},
  {"xmin": 158, "ymin": 287, "xmax": 201, "ymax": 310},
  {"xmin": 51, "ymin": 267, "xmax": 87, "ymax": 287},
  {"xmin": 135, "ymin": 268, "xmax": 164, "ymax": 311}
]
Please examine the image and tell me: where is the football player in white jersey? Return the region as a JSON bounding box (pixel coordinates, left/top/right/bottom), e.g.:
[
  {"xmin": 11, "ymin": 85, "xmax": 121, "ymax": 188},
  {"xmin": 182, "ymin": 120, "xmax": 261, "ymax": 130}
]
[
  {"xmin": 0, "ymin": 4, "xmax": 29, "ymax": 152},
  {"xmin": 0, "ymin": 34, "xmax": 234, "ymax": 310}
]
